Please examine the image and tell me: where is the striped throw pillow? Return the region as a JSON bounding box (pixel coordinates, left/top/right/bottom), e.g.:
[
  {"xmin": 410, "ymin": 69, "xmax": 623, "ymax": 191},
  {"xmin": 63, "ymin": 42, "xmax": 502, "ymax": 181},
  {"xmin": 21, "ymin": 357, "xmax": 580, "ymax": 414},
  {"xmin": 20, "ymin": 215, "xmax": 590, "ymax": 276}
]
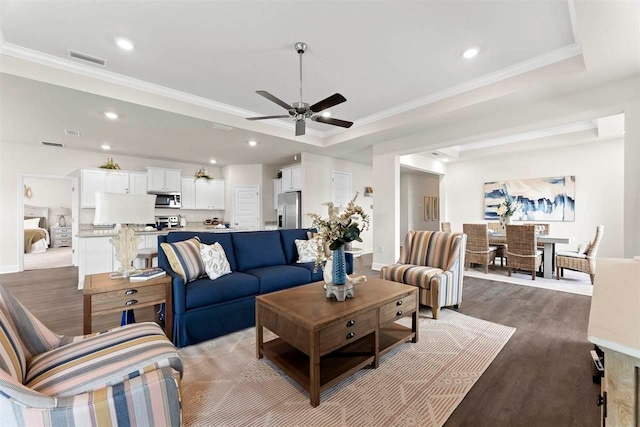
[{"xmin": 160, "ymin": 237, "xmax": 205, "ymax": 283}]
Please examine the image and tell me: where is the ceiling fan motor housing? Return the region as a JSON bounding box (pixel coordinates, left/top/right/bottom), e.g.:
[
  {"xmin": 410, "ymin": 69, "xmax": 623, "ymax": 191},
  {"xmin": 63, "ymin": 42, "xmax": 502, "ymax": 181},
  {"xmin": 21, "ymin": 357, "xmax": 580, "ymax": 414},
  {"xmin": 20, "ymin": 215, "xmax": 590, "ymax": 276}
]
[{"xmin": 295, "ymin": 42, "xmax": 307, "ymax": 54}]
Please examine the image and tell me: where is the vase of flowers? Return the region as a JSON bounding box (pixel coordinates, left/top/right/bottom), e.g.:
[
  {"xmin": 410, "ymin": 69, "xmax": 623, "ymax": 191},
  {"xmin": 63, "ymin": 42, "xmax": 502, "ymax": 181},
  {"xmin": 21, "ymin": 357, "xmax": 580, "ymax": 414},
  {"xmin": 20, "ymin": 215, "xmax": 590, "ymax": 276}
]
[
  {"xmin": 496, "ymin": 199, "xmax": 522, "ymax": 233},
  {"xmin": 308, "ymin": 193, "xmax": 370, "ymax": 300}
]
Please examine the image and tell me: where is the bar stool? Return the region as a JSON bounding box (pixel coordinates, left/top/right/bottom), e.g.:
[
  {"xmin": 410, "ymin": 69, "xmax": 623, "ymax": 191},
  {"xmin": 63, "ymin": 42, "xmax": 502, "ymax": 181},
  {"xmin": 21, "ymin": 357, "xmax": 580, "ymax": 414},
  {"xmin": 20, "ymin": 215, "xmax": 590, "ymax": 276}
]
[{"xmin": 136, "ymin": 247, "xmax": 158, "ymax": 268}]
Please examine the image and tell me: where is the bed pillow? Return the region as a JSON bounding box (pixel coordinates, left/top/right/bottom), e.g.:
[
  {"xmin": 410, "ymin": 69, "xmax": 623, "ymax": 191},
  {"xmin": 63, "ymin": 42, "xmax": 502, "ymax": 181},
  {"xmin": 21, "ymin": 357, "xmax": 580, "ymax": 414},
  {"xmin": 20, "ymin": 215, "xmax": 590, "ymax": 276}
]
[
  {"xmin": 200, "ymin": 242, "xmax": 231, "ymax": 280},
  {"xmin": 295, "ymin": 237, "xmax": 321, "ymax": 263},
  {"xmin": 160, "ymin": 237, "xmax": 205, "ymax": 283},
  {"xmin": 24, "ymin": 218, "xmax": 41, "ymax": 230}
]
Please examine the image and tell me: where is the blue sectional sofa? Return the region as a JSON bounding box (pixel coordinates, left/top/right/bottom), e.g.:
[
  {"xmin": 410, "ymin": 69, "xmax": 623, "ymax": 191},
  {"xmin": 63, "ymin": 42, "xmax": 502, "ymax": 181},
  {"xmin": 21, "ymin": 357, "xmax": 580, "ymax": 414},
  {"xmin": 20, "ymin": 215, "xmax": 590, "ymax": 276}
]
[{"xmin": 158, "ymin": 229, "xmax": 353, "ymax": 347}]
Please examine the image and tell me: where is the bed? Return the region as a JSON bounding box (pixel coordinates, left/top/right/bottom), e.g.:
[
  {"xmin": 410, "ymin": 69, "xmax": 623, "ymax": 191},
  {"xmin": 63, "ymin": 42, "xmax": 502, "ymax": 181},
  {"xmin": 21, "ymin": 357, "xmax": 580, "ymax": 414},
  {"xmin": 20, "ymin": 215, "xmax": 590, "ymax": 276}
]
[{"xmin": 24, "ymin": 205, "xmax": 50, "ymax": 253}]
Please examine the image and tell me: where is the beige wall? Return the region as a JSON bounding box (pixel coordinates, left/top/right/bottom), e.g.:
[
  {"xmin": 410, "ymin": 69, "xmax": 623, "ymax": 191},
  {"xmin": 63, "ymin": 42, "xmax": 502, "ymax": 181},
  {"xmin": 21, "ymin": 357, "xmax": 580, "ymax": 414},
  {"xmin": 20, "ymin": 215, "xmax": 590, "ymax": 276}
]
[
  {"xmin": 301, "ymin": 152, "xmax": 374, "ymax": 253},
  {"xmin": 400, "ymin": 172, "xmax": 440, "ymax": 238}
]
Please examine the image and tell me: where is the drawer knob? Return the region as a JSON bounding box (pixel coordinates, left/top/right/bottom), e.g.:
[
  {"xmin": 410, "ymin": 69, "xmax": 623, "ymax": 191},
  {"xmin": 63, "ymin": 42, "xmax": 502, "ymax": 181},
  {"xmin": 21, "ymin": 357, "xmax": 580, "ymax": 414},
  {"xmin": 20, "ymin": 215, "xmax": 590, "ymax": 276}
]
[
  {"xmin": 346, "ymin": 320, "xmax": 356, "ymax": 327},
  {"xmin": 396, "ymin": 300, "xmax": 403, "ymax": 306},
  {"xmin": 346, "ymin": 332, "xmax": 355, "ymax": 340},
  {"xmin": 396, "ymin": 310, "xmax": 403, "ymax": 316},
  {"xmin": 125, "ymin": 289, "xmax": 138, "ymax": 295},
  {"xmin": 125, "ymin": 299, "xmax": 138, "ymax": 306}
]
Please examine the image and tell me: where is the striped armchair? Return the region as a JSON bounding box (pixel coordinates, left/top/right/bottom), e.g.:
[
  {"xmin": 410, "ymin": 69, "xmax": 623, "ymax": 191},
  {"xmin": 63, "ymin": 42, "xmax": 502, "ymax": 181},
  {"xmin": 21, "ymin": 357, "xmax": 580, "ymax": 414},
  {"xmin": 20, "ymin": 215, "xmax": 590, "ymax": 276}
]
[
  {"xmin": 380, "ymin": 231, "xmax": 467, "ymax": 319},
  {"xmin": 0, "ymin": 285, "xmax": 183, "ymax": 427}
]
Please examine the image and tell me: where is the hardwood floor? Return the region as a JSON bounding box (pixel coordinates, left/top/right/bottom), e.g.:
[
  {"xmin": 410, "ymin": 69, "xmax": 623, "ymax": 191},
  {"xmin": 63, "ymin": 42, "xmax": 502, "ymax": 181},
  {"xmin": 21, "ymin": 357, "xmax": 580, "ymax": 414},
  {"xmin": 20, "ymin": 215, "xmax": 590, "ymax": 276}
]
[{"xmin": 0, "ymin": 256, "xmax": 599, "ymax": 426}]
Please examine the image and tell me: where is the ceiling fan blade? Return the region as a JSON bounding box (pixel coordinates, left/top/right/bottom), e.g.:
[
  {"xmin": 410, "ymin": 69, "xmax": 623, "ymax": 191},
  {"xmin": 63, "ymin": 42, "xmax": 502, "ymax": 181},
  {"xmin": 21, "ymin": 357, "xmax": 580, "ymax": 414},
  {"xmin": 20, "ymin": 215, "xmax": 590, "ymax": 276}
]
[
  {"xmin": 295, "ymin": 119, "xmax": 306, "ymax": 136},
  {"xmin": 256, "ymin": 90, "xmax": 292, "ymax": 110},
  {"xmin": 309, "ymin": 93, "xmax": 347, "ymax": 113},
  {"xmin": 246, "ymin": 115, "xmax": 291, "ymax": 121},
  {"xmin": 312, "ymin": 116, "xmax": 353, "ymax": 128}
]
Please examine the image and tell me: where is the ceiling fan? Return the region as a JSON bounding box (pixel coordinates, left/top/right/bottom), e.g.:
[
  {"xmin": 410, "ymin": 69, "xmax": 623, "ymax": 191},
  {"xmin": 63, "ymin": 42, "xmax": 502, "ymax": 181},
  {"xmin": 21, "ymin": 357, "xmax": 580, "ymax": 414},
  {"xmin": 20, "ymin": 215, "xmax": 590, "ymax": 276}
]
[{"xmin": 246, "ymin": 42, "xmax": 353, "ymax": 136}]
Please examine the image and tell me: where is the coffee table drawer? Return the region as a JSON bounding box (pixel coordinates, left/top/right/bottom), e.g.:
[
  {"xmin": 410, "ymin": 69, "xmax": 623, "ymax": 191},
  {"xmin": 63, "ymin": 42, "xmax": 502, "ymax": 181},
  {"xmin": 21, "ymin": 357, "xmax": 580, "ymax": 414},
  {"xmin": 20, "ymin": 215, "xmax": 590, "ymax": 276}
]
[
  {"xmin": 91, "ymin": 284, "xmax": 165, "ymax": 314},
  {"xmin": 380, "ymin": 292, "xmax": 417, "ymax": 324},
  {"xmin": 319, "ymin": 310, "xmax": 377, "ymax": 354}
]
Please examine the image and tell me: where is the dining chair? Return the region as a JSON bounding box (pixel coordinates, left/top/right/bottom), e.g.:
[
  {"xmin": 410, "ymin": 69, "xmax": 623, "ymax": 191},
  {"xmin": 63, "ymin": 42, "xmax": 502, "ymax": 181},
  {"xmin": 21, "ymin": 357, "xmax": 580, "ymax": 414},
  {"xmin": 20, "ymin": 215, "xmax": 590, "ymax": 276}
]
[
  {"xmin": 487, "ymin": 222, "xmax": 507, "ymax": 267},
  {"xmin": 506, "ymin": 224, "xmax": 542, "ymax": 280},
  {"xmin": 441, "ymin": 221, "xmax": 452, "ymax": 232},
  {"xmin": 556, "ymin": 225, "xmax": 604, "ymax": 284},
  {"xmin": 463, "ymin": 223, "xmax": 496, "ymax": 274}
]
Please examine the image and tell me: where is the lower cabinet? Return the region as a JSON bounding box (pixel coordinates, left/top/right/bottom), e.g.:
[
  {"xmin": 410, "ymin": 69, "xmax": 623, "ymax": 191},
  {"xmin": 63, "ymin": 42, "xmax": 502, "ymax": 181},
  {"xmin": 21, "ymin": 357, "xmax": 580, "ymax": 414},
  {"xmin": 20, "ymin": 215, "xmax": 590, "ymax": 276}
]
[{"xmin": 78, "ymin": 234, "xmax": 158, "ymax": 288}]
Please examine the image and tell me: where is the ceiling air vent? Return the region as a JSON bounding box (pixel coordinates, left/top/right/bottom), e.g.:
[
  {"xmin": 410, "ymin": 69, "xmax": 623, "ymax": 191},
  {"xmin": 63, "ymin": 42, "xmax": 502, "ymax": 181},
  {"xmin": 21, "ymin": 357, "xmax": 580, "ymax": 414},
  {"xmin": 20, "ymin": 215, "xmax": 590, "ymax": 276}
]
[
  {"xmin": 41, "ymin": 141, "xmax": 65, "ymax": 148},
  {"xmin": 210, "ymin": 122, "xmax": 234, "ymax": 131},
  {"xmin": 430, "ymin": 152, "xmax": 442, "ymax": 157},
  {"xmin": 64, "ymin": 129, "xmax": 81, "ymax": 136},
  {"xmin": 67, "ymin": 49, "xmax": 107, "ymax": 67}
]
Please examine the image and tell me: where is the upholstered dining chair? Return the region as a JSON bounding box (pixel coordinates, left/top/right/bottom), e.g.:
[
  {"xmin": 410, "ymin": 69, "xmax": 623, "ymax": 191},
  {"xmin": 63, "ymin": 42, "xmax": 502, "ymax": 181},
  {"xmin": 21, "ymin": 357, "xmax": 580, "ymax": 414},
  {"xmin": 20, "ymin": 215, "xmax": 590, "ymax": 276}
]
[
  {"xmin": 0, "ymin": 285, "xmax": 183, "ymax": 426},
  {"xmin": 441, "ymin": 222, "xmax": 452, "ymax": 232},
  {"xmin": 556, "ymin": 225, "xmax": 604, "ymax": 284},
  {"xmin": 463, "ymin": 223, "xmax": 496, "ymax": 274},
  {"xmin": 505, "ymin": 224, "xmax": 542, "ymax": 280}
]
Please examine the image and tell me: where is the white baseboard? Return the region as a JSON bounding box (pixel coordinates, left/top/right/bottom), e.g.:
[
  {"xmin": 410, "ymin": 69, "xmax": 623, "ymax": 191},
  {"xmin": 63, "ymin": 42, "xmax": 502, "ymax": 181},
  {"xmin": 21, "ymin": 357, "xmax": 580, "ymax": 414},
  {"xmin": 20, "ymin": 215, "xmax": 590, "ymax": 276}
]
[{"xmin": 0, "ymin": 265, "xmax": 20, "ymax": 274}]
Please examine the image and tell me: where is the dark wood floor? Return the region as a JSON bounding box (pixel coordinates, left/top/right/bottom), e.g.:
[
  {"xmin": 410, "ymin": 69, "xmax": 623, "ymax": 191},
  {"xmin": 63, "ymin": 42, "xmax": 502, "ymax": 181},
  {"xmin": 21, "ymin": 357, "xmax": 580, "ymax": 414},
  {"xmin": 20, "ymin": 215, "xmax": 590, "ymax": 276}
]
[{"xmin": 0, "ymin": 256, "xmax": 599, "ymax": 426}]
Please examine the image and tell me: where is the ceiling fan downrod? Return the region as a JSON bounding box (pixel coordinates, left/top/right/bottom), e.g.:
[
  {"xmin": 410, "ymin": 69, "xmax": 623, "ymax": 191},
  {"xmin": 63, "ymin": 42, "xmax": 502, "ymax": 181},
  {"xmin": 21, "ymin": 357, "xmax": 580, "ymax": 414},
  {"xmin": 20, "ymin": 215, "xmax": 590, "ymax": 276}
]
[{"xmin": 295, "ymin": 42, "xmax": 306, "ymax": 105}]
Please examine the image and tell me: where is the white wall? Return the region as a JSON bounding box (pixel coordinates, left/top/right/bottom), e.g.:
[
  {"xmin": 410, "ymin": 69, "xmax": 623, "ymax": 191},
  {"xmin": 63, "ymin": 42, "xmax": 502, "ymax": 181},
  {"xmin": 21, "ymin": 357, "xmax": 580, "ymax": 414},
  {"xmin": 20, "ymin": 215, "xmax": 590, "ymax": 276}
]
[
  {"xmin": 262, "ymin": 164, "xmax": 280, "ymax": 223},
  {"xmin": 301, "ymin": 152, "xmax": 374, "ymax": 253},
  {"xmin": 445, "ymin": 139, "xmax": 625, "ymax": 257},
  {"xmin": 23, "ymin": 176, "xmax": 73, "ymax": 226},
  {"xmin": 400, "ymin": 172, "xmax": 440, "ymax": 237},
  {"xmin": 0, "ymin": 140, "xmax": 223, "ymax": 272}
]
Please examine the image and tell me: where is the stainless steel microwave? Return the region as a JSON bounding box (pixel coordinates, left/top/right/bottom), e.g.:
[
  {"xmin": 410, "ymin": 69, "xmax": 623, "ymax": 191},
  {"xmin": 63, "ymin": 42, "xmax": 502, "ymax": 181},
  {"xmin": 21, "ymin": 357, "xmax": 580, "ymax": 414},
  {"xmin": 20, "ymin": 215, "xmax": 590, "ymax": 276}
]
[{"xmin": 151, "ymin": 192, "xmax": 181, "ymax": 209}]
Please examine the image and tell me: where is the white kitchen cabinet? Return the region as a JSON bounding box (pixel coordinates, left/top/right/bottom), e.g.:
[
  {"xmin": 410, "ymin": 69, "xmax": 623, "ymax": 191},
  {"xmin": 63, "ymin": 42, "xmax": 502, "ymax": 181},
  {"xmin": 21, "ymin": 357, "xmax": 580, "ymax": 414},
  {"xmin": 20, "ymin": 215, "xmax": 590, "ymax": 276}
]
[
  {"xmin": 78, "ymin": 236, "xmax": 114, "ymax": 287},
  {"xmin": 182, "ymin": 179, "xmax": 225, "ymax": 210},
  {"xmin": 181, "ymin": 178, "xmax": 196, "ymax": 209},
  {"xmin": 281, "ymin": 166, "xmax": 302, "ymax": 192},
  {"xmin": 81, "ymin": 169, "xmax": 130, "ymax": 208},
  {"xmin": 147, "ymin": 168, "xmax": 182, "ymax": 193},
  {"xmin": 129, "ymin": 172, "xmax": 148, "ymax": 195},
  {"xmin": 273, "ymin": 178, "xmax": 282, "ymax": 210}
]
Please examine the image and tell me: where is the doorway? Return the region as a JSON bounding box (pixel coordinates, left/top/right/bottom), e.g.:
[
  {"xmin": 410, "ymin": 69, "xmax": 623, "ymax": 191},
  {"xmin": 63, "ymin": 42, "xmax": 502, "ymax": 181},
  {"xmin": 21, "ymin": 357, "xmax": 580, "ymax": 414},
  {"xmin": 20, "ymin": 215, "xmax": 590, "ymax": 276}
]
[
  {"xmin": 19, "ymin": 174, "xmax": 78, "ymax": 271},
  {"xmin": 233, "ymin": 186, "xmax": 261, "ymax": 230}
]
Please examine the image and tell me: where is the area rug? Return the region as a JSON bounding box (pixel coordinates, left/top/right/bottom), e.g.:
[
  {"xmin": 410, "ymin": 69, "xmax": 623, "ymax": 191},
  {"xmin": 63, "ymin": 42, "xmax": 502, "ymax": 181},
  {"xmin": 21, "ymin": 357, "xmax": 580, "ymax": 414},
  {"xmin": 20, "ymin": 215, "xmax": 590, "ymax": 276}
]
[{"xmin": 179, "ymin": 309, "xmax": 515, "ymax": 426}]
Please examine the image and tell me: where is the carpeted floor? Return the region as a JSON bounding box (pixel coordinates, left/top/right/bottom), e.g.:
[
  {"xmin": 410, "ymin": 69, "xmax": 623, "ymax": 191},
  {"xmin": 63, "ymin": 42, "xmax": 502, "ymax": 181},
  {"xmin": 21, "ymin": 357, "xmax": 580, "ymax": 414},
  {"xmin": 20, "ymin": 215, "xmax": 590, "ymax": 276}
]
[
  {"xmin": 179, "ymin": 308, "xmax": 515, "ymax": 427},
  {"xmin": 24, "ymin": 247, "xmax": 73, "ymax": 270}
]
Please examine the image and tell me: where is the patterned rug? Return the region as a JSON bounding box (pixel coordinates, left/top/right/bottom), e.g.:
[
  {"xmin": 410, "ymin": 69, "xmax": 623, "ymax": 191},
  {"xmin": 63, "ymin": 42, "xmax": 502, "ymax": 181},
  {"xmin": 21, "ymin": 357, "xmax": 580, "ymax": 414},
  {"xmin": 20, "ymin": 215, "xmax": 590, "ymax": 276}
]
[{"xmin": 179, "ymin": 309, "xmax": 515, "ymax": 427}]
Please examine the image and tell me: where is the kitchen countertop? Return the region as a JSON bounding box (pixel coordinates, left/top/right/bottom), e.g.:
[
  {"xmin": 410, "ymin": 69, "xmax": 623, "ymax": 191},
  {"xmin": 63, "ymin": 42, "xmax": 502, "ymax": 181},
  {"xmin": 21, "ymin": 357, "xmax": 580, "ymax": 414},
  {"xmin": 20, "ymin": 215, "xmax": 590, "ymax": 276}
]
[{"xmin": 77, "ymin": 225, "xmax": 243, "ymax": 237}]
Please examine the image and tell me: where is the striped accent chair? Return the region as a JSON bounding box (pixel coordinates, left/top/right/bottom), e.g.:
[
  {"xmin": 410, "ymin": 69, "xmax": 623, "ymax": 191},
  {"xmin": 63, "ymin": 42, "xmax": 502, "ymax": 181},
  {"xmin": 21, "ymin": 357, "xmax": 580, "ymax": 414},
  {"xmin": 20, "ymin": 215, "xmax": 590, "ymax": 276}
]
[
  {"xmin": 380, "ymin": 231, "xmax": 467, "ymax": 319},
  {"xmin": 0, "ymin": 285, "xmax": 183, "ymax": 427}
]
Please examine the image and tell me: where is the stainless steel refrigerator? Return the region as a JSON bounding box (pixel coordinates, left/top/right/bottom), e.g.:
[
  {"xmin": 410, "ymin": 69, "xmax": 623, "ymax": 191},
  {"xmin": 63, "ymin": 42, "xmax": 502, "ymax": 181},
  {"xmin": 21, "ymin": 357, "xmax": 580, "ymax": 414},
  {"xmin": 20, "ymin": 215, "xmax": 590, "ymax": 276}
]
[{"xmin": 277, "ymin": 191, "xmax": 301, "ymax": 229}]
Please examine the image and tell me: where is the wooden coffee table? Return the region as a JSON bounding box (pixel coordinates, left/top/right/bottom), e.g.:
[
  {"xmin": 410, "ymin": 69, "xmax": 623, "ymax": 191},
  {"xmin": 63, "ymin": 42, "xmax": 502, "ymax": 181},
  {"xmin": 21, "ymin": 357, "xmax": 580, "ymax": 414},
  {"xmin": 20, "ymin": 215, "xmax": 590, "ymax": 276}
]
[{"xmin": 256, "ymin": 278, "xmax": 418, "ymax": 407}]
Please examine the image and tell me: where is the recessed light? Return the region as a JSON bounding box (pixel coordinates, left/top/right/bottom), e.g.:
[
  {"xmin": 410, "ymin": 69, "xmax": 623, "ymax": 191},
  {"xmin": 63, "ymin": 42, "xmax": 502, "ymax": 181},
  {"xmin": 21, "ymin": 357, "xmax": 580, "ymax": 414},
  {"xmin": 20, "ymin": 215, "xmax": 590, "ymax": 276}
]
[
  {"xmin": 462, "ymin": 47, "xmax": 479, "ymax": 59},
  {"xmin": 209, "ymin": 159, "xmax": 217, "ymax": 164},
  {"xmin": 101, "ymin": 144, "xmax": 111, "ymax": 150},
  {"xmin": 104, "ymin": 111, "xmax": 118, "ymax": 120},
  {"xmin": 321, "ymin": 111, "xmax": 331, "ymax": 118},
  {"xmin": 442, "ymin": 158, "xmax": 449, "ymax": 162},
  {"xmin": 248, "ymin": 140, "xmax": 257, "ymax": 147},
  {"xmin": 115, "ymin": 38, "xmax": 134, "ymax": 51}
]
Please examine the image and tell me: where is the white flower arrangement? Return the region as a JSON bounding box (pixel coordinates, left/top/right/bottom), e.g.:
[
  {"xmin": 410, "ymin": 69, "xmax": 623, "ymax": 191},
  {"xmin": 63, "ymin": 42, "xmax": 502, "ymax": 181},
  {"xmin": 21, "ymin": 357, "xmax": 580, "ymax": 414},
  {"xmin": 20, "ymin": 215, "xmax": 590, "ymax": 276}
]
[{"xmin": 496, "ymin": 199, "xmax": 522, "ymax": 218}]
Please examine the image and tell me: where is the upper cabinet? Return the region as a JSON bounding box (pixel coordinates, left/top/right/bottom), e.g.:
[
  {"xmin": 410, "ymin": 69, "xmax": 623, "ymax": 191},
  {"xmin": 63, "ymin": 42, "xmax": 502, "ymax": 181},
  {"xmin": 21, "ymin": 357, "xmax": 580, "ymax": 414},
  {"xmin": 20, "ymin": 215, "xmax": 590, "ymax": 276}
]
[
  {"xmin": 181, "ymin": 178, "xmax": 225, "ymax": 210},
  {"xmin": 80, "ymin": 169, "xmax": 131, "ymax": 208},
  {"xmin": 129, "ymin": 172, "xmax": 148, "ymax": 195},
  {"xmin": 147, "ymin": 168, "xmax": 181, "ymax": 193},
  {"xmin": 281, "ymin": 166, "xmax": 302, "ymax": 192}
]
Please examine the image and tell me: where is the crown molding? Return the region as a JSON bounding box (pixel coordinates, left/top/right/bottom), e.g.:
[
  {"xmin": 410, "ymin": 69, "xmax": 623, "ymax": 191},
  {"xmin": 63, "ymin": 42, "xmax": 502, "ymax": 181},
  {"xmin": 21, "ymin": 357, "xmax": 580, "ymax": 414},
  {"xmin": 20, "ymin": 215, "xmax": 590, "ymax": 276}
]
[
  {"xmin": 348, "ymin": 43, "xmax": 583, "ymax": 131},
  {"xmin": 0, "ymin": 42, "xmax": 324, "ymax": 138}
]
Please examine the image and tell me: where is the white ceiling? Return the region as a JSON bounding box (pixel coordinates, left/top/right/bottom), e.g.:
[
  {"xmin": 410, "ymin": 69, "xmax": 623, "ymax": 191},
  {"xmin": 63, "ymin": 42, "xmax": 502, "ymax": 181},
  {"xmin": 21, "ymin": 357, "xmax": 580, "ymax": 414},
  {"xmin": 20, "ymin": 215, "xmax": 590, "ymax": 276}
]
[{"xmin": 0, "ymin": 0, "xmax": 638, "ymax": 167}]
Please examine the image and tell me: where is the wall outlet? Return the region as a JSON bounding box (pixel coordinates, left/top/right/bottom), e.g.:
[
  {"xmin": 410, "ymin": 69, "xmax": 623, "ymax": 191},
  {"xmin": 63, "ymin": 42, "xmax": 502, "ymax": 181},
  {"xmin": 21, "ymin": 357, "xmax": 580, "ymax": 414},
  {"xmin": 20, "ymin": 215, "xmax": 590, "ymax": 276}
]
[{"xmin": 378, "ymin": 245, "xmax": 384, "ymax": 253}]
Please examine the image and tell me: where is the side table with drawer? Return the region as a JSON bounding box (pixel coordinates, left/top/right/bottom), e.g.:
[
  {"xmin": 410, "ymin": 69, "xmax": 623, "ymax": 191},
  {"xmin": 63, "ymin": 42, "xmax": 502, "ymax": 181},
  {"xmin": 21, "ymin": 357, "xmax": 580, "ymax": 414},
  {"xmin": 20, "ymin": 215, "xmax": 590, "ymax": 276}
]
[
  {"xmin": 83, "ymin": 272, "xmax": 172, "ymax": 341},
  {"xmin": 50, "ymin": 226, "xmax": 72, "ymax": 247}
]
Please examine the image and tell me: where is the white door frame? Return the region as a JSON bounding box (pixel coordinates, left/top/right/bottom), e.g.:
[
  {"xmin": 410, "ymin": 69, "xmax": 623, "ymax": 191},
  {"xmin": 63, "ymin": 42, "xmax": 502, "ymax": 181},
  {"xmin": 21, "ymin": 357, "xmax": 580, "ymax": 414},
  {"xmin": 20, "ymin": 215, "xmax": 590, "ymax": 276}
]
[
  {"xmin": 18, "ymin": 173, "xmax": 79, "ymax": 271},
  {"xmin": 233, "ymin": 185, "xmax": 261, "ymax": 230}
]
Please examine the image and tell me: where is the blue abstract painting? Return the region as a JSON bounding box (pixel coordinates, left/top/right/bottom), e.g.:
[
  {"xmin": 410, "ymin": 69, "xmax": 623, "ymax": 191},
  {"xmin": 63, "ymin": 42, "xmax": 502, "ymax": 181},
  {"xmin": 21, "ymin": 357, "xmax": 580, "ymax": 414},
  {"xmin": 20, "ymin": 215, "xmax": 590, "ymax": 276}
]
[{"xmin": 484, "ymin": 176, "xmax": 575, "ymax": 221}]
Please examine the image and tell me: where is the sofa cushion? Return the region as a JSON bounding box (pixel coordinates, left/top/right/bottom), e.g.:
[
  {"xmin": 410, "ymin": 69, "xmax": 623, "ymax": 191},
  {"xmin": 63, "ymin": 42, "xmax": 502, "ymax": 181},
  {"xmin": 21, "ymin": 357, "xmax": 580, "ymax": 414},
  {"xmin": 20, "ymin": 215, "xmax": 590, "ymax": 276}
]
[
  {"xmin": 160, "ymin": 237, "xmax": 205, "ymax": 283},
  {"xmin": 381, "ymin": 264, "xmax": 444, "ymax": 290},
  {"xmin": 291, "ymin": 262, "xmax": 324, "ymax": 283},
  {"xmin": 232, "ymin": 231, "xmax": 287, "ymax": 271},
  {"xmin": 166, "ymin": 231, "xmax": 237, "ymax": 271},
  {"xmin": 0, "ymin": 309, "xmax": 25, "ymax": 382},
  {"xmin": 185, "ymin": 272, "xmax": 260, "ymax": 309},
  {"xmin": 279, "ymin": 228, "xmax": 312, "ymax": 264},
  {"xmin": 200, "ymin": 242, "xmax": 232, "ymax": 280},
  {"xmin": 245, "ymin": 265, "xmax": 312, "ymax": 294},
  {"xmin": 25, "ymin": 323, "xmax": 182, "ymax": 397}
]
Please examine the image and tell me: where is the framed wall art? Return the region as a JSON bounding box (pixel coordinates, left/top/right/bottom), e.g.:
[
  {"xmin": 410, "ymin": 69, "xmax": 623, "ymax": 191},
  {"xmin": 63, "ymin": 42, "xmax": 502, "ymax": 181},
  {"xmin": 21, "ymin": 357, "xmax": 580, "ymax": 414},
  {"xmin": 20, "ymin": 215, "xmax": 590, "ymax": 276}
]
[
  {"xmin": 424, "ymin": 196, "xmax": 431, "ymax": 221},
  {"xmin": 484, "ymin": 176, "xmax": 575, "ymax": 221},
  {"xmin": 431, "ymin": 197, "xmax": 439, "ymax": 220}
]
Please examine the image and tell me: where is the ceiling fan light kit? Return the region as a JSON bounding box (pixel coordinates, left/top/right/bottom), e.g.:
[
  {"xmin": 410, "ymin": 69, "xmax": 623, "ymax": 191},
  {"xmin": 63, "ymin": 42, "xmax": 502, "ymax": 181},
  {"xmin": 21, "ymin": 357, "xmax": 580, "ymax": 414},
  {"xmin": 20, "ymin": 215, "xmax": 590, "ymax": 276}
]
[{"xmin": 247, "ymin": 42, "xmax": 353, "ymax": 136}]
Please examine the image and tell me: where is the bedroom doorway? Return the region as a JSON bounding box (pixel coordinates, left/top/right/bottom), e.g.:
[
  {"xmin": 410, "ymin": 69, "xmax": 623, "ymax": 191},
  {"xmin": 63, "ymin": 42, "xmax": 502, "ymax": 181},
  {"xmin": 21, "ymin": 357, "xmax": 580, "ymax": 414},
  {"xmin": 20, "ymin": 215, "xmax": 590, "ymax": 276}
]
[{"xmin": 18, "ymin": 174, "xmax": 78, "ymax": 271}]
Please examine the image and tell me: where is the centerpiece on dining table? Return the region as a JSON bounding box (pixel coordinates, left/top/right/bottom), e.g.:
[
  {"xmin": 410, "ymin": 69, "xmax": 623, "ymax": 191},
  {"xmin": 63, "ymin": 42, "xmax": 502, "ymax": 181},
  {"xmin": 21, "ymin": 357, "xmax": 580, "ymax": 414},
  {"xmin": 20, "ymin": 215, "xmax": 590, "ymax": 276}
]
[
  {"xmin": 308, "ymin": 193, "xmax": 370, "ymax": 301},
  {"xmin": 496, "ymin": 199, "xmax": 522, "ymax": 233}
]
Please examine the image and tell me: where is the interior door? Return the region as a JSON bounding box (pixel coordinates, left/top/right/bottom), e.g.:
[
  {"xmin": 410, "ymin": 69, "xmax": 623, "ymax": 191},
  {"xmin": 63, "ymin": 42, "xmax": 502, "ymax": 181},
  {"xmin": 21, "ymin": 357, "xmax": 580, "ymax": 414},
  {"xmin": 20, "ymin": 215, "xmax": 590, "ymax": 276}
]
[{"xmin": 233, "ymin": 186, "xmax": 260, "ymax": 230}]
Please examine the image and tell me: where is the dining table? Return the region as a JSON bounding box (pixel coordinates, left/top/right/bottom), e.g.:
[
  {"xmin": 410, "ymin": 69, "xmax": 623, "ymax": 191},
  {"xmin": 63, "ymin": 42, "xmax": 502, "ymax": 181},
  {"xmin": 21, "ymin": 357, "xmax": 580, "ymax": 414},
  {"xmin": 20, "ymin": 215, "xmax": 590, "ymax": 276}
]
[{"xmin": 489, "ymin": 233, "xmax": 572, "ymax": 279}]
